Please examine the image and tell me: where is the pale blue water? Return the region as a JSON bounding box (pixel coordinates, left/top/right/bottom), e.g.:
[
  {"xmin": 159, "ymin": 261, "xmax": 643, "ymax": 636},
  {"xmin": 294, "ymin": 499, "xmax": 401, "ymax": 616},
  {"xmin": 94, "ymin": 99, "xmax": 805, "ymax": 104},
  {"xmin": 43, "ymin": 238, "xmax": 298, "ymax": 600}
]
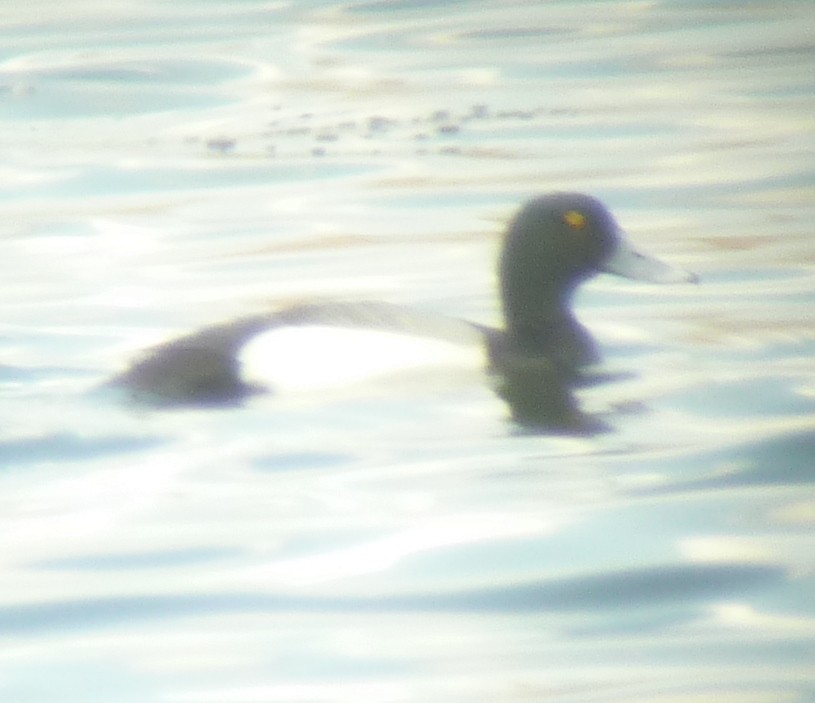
[{"xmin": 2, "ymin": 2, "xmax": 815, "ymax": 702}]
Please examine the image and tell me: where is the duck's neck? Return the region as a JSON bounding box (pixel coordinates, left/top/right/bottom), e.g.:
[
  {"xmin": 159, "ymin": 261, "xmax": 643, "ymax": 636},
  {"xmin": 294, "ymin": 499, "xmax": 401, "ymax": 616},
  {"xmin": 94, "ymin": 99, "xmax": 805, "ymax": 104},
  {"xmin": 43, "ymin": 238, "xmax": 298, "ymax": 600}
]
[{"xmin": 502, "ymin": 295, "xmax": 599, "ymax": 369}]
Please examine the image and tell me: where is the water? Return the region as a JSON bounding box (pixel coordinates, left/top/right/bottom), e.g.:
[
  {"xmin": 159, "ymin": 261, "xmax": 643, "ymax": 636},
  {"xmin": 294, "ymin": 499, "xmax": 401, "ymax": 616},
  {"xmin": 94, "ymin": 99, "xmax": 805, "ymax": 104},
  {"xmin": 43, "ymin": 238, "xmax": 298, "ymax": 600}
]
[{"xmin": 2, "ymin": 1, "xmax": 815, "ymax": 701}]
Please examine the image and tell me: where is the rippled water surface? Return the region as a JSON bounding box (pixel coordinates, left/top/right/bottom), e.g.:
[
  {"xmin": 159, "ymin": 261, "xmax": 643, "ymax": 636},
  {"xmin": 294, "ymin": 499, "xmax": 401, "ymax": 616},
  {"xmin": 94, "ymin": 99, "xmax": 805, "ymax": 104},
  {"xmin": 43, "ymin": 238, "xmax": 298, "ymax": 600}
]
[{"xmin": 2, "ymin": 2, "xmax": 815, "ymax": 702}]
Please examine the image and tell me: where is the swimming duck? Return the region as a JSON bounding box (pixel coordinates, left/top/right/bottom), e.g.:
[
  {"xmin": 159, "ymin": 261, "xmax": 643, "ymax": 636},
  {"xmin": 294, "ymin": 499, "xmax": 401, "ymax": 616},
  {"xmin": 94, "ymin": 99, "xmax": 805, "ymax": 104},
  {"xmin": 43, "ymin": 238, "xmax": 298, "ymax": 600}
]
[{"xmin": 109, "ymin": 193, "xmax": 695, "ymax": 427}]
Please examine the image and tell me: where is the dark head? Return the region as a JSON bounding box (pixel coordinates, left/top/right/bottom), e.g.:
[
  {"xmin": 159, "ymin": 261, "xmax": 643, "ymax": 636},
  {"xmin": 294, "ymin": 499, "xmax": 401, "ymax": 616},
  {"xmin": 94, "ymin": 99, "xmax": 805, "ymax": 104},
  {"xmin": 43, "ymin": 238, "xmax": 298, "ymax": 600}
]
[{"xmin": 498, "ymin": 193, "xmax": 694, "ymax": 366}]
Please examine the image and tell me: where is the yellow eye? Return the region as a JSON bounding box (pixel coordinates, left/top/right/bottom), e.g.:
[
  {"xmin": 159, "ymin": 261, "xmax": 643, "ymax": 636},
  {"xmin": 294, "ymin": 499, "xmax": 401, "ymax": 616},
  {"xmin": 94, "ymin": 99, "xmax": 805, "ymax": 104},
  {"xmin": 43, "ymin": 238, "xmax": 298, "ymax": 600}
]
[{"xmin": 562, "ymin": 210, "xmax": 587, "ymax": 230}]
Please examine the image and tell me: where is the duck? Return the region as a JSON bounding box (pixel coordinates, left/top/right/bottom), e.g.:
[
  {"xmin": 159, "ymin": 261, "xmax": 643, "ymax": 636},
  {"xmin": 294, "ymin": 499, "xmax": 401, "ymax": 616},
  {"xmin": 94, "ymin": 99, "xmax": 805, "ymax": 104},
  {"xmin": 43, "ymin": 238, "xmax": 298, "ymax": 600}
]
[{"xmin": 108, "ymin": 193, "xmax": 696, "ymax": 429}]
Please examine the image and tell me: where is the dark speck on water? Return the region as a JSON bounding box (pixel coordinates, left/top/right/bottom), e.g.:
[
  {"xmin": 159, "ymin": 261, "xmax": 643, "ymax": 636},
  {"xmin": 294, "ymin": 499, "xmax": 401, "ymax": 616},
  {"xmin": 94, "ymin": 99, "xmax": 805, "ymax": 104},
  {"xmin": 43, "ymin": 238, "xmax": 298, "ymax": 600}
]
[{"xmin": 205, "ymin": 137, "xmax": 236, "ymax": 153}]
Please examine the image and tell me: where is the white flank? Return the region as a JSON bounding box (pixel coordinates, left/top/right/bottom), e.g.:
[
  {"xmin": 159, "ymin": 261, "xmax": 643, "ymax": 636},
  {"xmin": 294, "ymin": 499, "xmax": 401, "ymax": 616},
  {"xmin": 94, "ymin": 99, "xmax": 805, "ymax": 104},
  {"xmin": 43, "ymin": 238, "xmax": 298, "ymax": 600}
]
[{"xmin": 238, "ymin": 324, "xmax": 486, "ymax": 392}]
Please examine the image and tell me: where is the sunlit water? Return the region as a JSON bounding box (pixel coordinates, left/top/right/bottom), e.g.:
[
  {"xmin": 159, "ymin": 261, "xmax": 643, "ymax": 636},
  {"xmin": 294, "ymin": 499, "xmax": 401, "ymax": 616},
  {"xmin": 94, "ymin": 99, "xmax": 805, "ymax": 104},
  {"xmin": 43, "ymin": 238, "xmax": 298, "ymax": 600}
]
[{"xmin": 2, "ymin": 2, "xmax": 815, "ymax": 702}]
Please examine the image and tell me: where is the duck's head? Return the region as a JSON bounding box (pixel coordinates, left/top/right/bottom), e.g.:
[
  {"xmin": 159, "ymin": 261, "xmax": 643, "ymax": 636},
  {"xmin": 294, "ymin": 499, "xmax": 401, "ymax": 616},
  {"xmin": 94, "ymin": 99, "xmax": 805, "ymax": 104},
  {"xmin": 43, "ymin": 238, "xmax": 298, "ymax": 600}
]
[{"xmin": 499, "ymin": 192, "xmax": 695, "ymax": 365}]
